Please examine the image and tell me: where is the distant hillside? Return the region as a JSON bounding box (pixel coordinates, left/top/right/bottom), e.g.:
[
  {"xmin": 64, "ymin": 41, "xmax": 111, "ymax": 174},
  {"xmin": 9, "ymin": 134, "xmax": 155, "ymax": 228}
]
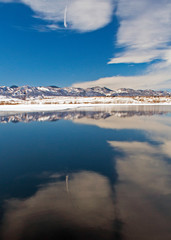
[{"xmin": 0, "ymin": 86, "xmax": 170, "ymax": 100}]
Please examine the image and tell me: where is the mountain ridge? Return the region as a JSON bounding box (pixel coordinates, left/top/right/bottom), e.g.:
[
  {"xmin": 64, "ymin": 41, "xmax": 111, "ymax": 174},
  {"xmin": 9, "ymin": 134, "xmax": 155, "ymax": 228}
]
[{"xmin": 0, "ymin": 86, "xmax": 170, "ymax": 100}]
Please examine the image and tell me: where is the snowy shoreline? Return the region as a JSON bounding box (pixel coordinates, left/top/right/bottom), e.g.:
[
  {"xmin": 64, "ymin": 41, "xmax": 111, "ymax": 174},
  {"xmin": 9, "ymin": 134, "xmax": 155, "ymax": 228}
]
[{"xmin": 0, "ymin": 103, "xmax": 171, "ymax": 112}]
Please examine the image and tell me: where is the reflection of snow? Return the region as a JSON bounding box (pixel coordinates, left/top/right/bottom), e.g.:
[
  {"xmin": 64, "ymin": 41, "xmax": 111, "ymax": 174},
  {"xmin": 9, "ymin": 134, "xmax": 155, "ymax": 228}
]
[
  {"xmin": 1, "ymin": 105, "xmax": 171, "ymax": 123},
  {"xmin": 74, "ymin": 108, "xmax": 171, "ymax": 139}
]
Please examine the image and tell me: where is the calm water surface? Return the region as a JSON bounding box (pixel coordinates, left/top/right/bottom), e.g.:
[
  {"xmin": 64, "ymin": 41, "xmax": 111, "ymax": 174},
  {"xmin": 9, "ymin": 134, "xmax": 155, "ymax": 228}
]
[{"xmin": 0, "ymin": 106, "xmax": 171, "ymax": 240}]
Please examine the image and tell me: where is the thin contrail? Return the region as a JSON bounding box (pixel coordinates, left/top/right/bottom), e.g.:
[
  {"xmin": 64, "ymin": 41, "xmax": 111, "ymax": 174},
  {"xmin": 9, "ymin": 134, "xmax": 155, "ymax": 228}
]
[
  {"xmin": 66, "ymin": 175, "xmax": 69, "ymax": 192},
  {"xmin": 64, "ymin": 1, "xmax": 68, "ymax": 28}
]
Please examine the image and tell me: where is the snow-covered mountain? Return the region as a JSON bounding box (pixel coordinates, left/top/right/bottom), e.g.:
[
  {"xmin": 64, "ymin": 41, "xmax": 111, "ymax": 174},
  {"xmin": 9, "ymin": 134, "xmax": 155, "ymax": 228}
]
[
  {"xmin": 0, "ymin": 86, "xmax": 170, "ymax": 100},
  {"xmin": 0, "ymin": 108, "xmax": 170, "ymax": 124}
]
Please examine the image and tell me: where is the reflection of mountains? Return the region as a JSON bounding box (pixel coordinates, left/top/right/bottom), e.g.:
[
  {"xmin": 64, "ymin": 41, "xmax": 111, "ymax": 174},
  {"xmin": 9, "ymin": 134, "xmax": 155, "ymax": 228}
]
[
  {"xmin": 0, "ymin": 108, "xmax": 170, "ymax": 123},
  {"xmin": 1, "ymin": 108, "xmax": 171, "ymax": 240}
]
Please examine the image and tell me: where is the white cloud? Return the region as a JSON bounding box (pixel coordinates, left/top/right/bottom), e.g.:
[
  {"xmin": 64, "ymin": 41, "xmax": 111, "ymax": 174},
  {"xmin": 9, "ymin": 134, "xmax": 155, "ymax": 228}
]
[
  {"xmin": 108, "ymin": 49, "xmax": 164, "ymax": 64},
  {"xmin": 48, "ymin": 1, "xmax": 171, "ymax": 90},
  {"xmin": 0, "ymin": 0, "xmax": 115, "ymax": 32},
  {"xmin": 73, "ymin": 69, "xmax": 171, "ymax": 90},
  {"xmin": 109, "ymin": 0, "xmax": 171, "ymax": 64},
  {"xmin": 67, "ymin": 0, "xmax": 114, "ymax": 32},
  {"xmin": 72, "ymin": 0, "xmax": 171, "ymax": 90}
]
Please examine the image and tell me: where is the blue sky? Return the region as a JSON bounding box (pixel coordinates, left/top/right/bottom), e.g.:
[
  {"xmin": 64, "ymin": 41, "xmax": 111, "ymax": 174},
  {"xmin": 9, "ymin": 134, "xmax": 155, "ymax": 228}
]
[{"xmin": 0, "ymin": 0, "xmax": 171, "ymax": 90}]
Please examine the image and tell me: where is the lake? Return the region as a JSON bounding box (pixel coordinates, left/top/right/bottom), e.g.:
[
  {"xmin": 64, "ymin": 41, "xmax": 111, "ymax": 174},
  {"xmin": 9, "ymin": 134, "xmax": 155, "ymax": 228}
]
[{"xmin": 0, "ymin": 105, "xmax": 171, "ymax": 240}]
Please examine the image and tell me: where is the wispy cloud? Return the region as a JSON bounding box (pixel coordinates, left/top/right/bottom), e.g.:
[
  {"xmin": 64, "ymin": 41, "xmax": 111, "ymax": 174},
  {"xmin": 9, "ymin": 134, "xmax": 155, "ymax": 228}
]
[
  {"xmin": 0, "ymin": 0, "xmax": 115, "ymax": 32},
  {"xmin": 73, "ymin": 68, "xmax": 171, "ymax": 90},
  {"xmin": 109, "ymin": 0, "xmax": 171, "ymax": 65},
  {"xmin": 73, "ymin": 0, "xmax": 171, "ymax": 89}
]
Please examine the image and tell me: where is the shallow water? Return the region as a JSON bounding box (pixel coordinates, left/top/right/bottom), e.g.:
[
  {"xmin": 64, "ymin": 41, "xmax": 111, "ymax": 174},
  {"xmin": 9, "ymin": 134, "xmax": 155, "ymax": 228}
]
[{"xmin": 0, "ymin": 105, "xmax": 171, "ymax": 240}]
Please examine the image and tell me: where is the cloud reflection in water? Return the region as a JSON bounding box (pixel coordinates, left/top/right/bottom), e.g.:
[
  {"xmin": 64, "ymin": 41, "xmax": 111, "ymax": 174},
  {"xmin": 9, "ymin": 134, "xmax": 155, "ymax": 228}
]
[
  {"xmin": 2, "ymin": 171, "xmax": 116, "ymax": 240},
  {"xmin": 0, "ymin": 105, "xmax": 171, "ymax": 240}
]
